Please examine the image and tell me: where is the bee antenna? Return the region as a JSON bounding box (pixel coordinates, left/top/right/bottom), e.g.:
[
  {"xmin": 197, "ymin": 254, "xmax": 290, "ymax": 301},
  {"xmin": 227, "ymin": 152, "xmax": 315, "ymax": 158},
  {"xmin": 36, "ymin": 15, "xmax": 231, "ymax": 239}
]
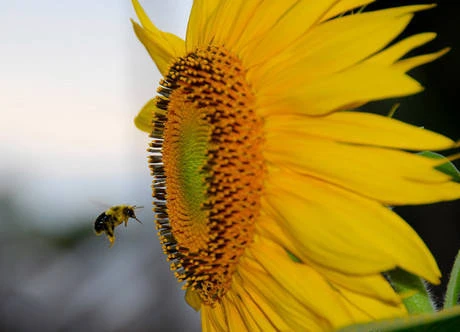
[{"xmin": 134, "ymin": 205, "xmax": 144, "ymax": 209}]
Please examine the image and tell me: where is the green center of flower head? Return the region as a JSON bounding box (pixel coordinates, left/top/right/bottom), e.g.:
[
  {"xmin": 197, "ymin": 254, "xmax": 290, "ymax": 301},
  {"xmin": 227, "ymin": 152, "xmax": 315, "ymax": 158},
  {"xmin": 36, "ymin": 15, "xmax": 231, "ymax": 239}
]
[{"xmin": 149, "ymin": 46, "xmax": 265, "ymax": 304}]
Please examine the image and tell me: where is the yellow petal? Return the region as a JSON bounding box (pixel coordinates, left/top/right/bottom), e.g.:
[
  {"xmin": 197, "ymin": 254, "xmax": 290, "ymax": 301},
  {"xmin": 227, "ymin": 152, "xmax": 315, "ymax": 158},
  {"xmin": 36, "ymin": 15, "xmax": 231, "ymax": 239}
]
[
  {"xmin": 201, "ymin": 309, "xmax": 211, "ymax": 332},
  {"xmin": 201, "ymin": 1, "xmax": 266, "ymax": 51},
  {"xmin": 222, "ymin": 296, "xmax": 249, "ymax": 331},
  {"xmin": 202, "ymin": 302, "xmax": 228, "ymax": 331},
  {"xmin": 264, "ymin": 111, "xmax": 456, "ymax": 151},
  {"xmin": 226, "ymin": 291, "xmax": 264, "ymax": 332},
  {"xmin": 368, "ymin": 33, "xmax": 438, "ymax": 66},
  {"xmin": 200, "ymin": 1, "xmax": 243, "ymax": 47},
  {"xmin": 323, "ymin": 270, "xmax": 404, "ymax": 309},
  {"xmin": 232, "ymin": 274, "xmax": 290, "ymax": 331},
  {"xmin": 184, "ymin": 288, "xmax": 201, "ymax": 312},
  {"xmin": 240, "ymin": 0, "xmax": 338, "ymax": 68},
  {"xmin": 186, "ymin": 0, "xmax": 220, "ymax": 50},
  {"xmin": 134, "ymin": 98, "xmax": 157, "ymax": 133},
  {"xmin": 321, "ymin": 0, "xmax": 376, "ymax": 22},
  {"xmin": 337, "ymin": 286, "xmax": 407, "ymax": 321},
  {"xmin": 256, "ymin": 214, "xmax": 403, "ymax": 304},
  {"xmin": 250, "ymin": 5, "xmax": 432, "ymax": 92},
  {"xmin": 265, "ymin": 135, "xmax": 460, "ymax": 205},
  {"xmin": 256, "ymin": 217, "xmax": 407, "ymax": 323},
  {"xmin": 216, "ymin": 1, "xmax": 264, "ymax": 49},
  {"xmin": 259, "ymin": 63, "xmax": 422, "ymax": 116},
  {"xmin": 231, "ymin": 1, "xmax": 299, "ymax": 52},
  {"xmin": 132, "ymin": 0, "xmax": 158, "ymax": 34},
  {"xmin": 394, "ymin": 48, "xmax": 450, "ymax": 73},
  {"xmin": 264, "ymin": 170, "xmax": 441, "ymax": 283},
  {"xmin": 228, "ymin": 285, "xmax": 278, "ymax": 332},
  {"xmin": 131, "ymin": 0, "xmax": 185, "ymax": 75},
  {"xmin": 238, "ymin": 258, "xmax": 327, "ymax": 331},
  {"xmin": 250, "ymin": 236, "xmax": 355, "ymax": 329}
]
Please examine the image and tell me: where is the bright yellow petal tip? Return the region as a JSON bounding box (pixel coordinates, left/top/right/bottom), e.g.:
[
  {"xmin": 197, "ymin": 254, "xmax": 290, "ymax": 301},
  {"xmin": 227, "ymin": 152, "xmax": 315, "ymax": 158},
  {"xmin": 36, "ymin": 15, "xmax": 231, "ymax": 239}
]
[
  {"xmin": 131, "ymin": 0, "xmax": 185, "ymax": 75},
  {"xmin": 134, "ymin": 98, "xmax": 156, "ymax": 133},
  {"xmin": 185, "ymin": 288, "xmax": 202, "ymax": 312}
]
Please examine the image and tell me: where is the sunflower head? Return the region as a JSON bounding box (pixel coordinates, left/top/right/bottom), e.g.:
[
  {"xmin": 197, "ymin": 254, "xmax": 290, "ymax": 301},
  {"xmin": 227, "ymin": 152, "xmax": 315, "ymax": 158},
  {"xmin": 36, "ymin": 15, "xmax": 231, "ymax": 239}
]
[
  {"xmin": 150, "ymin": 45, "xmax": 264, "ymax": 304},
  {"xmin": 132, "ymin": 0, "xmax": 460, "ymax": 329}
]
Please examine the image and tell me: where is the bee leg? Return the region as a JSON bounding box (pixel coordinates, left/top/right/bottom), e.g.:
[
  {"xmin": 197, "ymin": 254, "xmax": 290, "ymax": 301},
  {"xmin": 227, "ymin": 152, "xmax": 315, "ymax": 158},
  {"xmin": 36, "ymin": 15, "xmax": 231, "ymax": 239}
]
[
  {"xmin": 106, "ymin": 228, "xmax": 115, "ymax": 247},
  {"xmin": 109, "ymin": 235, "xmax": 115, "ymax": 248}
]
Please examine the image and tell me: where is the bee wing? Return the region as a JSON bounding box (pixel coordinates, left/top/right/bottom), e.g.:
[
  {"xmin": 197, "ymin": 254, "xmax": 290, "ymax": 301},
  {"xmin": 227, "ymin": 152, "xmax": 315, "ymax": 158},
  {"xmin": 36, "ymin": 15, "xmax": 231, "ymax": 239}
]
[{"xmin": 89, "ymin": 199, "xmax": 113, "ymax": 209}]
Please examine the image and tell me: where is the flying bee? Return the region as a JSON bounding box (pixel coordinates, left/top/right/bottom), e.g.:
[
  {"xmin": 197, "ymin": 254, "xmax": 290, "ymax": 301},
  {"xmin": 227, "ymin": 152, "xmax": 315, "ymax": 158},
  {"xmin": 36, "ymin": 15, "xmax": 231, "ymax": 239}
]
[{"xmin": 94, "ymin": 205, "xmax": 143, "ymax": 247}]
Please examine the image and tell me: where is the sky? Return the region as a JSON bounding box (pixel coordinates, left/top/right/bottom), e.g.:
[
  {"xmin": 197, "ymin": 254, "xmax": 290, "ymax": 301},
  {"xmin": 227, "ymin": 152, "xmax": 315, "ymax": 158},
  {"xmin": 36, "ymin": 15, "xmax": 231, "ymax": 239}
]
[
  {"xmin": 0, "ymin": 0, "xmax": 192, "ymax": 231},
  {"xmin": 0, "ymin": 2, "xmax": 201, "ymax": 330}
]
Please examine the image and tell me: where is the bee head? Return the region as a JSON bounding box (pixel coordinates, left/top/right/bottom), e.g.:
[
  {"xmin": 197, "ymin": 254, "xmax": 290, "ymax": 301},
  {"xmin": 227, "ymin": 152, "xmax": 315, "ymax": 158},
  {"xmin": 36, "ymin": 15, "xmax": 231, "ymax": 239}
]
[
  {"xmin": 126, "ymin": 208, "xmax": 136, "ymax": 218},
  {"xmin": 124, "ymin": 206, "xmax": 143, "ymax": 224}
]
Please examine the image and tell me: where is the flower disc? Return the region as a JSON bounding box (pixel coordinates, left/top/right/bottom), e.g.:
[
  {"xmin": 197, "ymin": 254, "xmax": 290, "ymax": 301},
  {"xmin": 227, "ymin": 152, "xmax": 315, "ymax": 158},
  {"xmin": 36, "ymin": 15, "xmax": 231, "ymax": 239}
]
[{"xmin": 149, "ymin": 46, "xmax": 265, "ymax": 304}]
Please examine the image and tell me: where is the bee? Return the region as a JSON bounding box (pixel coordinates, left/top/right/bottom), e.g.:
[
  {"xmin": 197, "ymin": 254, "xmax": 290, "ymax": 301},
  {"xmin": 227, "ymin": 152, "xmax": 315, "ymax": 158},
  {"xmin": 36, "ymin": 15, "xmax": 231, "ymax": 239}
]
[{"xmin": 94, "ymin": 205, "xmax": 143, "ymax": 247}]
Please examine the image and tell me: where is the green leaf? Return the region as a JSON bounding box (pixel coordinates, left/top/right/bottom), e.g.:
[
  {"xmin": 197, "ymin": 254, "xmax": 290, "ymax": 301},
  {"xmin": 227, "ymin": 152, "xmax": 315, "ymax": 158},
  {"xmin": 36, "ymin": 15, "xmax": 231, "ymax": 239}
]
[
  {"xmin": 338, "ymin": 306, "xmax": 460, "ymax": 332},
  {"xmin": 419, "ymin": 151, "xmax": 460, "ymax": 182},
  {"xmin": 444, "ymin": 250, "xmax": 460, "ymax": 308},
  {"xmin": 387, "ymin": 268, "xmax": 435, "ymax": 314}
]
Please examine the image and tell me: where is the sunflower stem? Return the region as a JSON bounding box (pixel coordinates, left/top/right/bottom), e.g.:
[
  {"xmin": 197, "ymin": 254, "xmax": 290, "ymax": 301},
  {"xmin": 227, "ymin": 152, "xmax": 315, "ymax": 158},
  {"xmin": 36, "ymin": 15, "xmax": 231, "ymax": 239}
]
[
  {"xmin": 388, "ymin": 268, "xmax": 436, "ymax": 314},
  {"xmin": 444, "ymin": 249, "xmax": 460, "ymax": 308}
]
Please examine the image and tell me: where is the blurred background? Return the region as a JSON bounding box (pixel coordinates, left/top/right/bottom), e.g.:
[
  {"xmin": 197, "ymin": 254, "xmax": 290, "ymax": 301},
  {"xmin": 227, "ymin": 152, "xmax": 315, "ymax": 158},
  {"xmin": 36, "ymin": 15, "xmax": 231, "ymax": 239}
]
[{"xmin": 0, "ymin": 1, "xmax": 458, "ymax": 331}]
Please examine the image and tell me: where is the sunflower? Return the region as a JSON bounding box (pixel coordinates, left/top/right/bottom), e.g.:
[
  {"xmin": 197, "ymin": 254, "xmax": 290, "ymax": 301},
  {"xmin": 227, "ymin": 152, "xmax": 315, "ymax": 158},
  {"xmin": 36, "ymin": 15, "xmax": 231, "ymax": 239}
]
[{"xmin": 130, "ymin": 0, "xmax": 460, "ymax": 330}]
